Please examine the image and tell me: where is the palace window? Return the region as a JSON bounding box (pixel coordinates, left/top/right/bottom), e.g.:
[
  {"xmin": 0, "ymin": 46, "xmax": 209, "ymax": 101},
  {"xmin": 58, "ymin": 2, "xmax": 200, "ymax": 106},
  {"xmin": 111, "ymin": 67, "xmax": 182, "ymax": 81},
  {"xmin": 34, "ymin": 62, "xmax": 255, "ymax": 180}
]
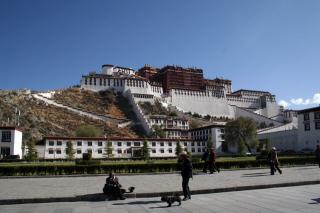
[
  {"xmin": 117, "ymin": 149, "xmax": 122, "ymax": 154},
  {"xmin": 127, "ymin": 142, "xmax": 131, "ymax": 146},
  {"xmin": 77, "ymin": 149, "xmax": 82, "ymax": 154},
  {"xmin": 197, "ymin": 142, "xmax": 201, "ymax": 146},
  {"xmin": 315, "ymin": 112, "xmax": 320, "ymax": 120},
  {"xmin": 168, "ymin": 142, "xmax": 172, "ymax": 146},
  {"xmin": 152, "ymin": 142, "xmax": 156, "ymax": 147},
  {"xmin": 117, "ymin": 142, "xmax": 122, "ymax": 146},
  {"xmin": 57, "ymin": 141, "xmax": 62, "ymax": 146},
  {"xmin": 160, "ymin": 142, "xmax": 164, "ymax": 146},
  {"xmin": 191, "ymin": 148, "xmax": 195, "ymax": 153},
  {"xmin": 88, "ymin": 142, "xmax": 92, "ymax": 146},
  {"xmin": 98, "ymin": 141, "xmax": 102, "ymax": 146},
  {"xmin": 134, "ymin": 142, "xmax": 140, "ymax": 146},
  {"xmin": 152, "ymin": 149, "xmax": 156, "ymax": 153},
  {"xmin": 87, "ymin": 149, "xmax": 92, "ymax": 154},
  {"xmin": 48, "ymin": 149, "xmax": 54, "ymax": 154},
  {"xmin": 98, "ymin": 149, "xmax": 102, "ymax": 154},
  {"xmin": 160, "ymin": 149, "xmax": 164, "ymax": 153},
  {"xmin": 168, "ymin": 149, "xmax": 172, "ymax": 153},
  {"xmin": 49, "ymin": 141, "xmax": 54, "ymax": 146},
  {"xmin": 304, "ymin": 123, "xmax": 310, "ymax": 131},
  {"xmin": 304, "ymin": 113, "xmax": 310, "ymax": 121},
  {"xmin": 184, "ymin": 142, "xmax": 188, "ymax": 147},
  {"xmin": 191, "ymin": 142, "xmax": 195, "ymax": 147},
  {"xmin": 315, "ymin": 122, "xmax": 320, "ymax": 130},
  {"xmin": 56, "ymin": 149, "xmax": 61, "ymax": 154},
  {"xmin": 77, "ymin": 141, "xmax": 82, "ymax": 146},
  {"xmin": 198, "ymin": 148, "xmax": 201, "ymax": 152},
  {"xmin": 1, "ymin": 131, "xmax": 11, "ymax": 142}
]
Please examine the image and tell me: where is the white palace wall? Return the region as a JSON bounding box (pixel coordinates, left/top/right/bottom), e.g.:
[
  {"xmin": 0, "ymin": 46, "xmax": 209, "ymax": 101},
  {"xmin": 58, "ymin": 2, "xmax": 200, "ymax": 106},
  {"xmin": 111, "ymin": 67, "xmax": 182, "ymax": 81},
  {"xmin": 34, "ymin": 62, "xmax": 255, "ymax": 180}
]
[{"xmin": 167, "ymin": 89, "xmax": 231, "ymax": 118}]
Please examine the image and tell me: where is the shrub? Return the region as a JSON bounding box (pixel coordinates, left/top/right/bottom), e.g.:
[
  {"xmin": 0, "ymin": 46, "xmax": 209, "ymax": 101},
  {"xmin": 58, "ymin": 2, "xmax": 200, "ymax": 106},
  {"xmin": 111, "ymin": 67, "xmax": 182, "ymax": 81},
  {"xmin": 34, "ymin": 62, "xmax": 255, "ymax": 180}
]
[{"xmin": 75, "ymin": 125, "xmax": 103, "ymax": 137}]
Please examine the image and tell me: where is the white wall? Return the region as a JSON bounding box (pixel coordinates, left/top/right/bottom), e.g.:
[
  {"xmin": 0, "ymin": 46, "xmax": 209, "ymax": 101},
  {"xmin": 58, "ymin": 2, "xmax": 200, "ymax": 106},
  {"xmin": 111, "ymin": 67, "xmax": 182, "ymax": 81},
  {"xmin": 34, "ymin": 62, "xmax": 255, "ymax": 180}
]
[
  {"xmin": 297, "ymin": 111, "xmax": 320, "ymax": 151},
  {"xmin": 0, "ymin": 128, "xmax": 22, "ymax": 159}
]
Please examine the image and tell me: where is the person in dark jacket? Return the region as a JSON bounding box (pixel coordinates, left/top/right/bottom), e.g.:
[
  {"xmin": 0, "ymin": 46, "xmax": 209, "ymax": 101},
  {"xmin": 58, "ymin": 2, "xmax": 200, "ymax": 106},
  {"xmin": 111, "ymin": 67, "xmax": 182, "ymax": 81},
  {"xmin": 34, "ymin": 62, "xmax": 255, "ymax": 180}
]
[
  {"xmin": 267, "ymin": 147, "xmax": 282, "ymax": 175},
  {"xmin": 103, "ymin": 173, "xmax": 126, "ymax": 200},
  {"xmin": 209, "ymin": 148, "xmax": 220, "ymax": 173},
  {"xmin": 202, "ymin": 149, "xmax": 210, "ymax": 173},
  {"xmin": 315, "ymin": 145, "xmax": 320, "ymax": 168},
  {"xmin": 179, "ymin": 151, "xmax": 193, "ymax": 201}
]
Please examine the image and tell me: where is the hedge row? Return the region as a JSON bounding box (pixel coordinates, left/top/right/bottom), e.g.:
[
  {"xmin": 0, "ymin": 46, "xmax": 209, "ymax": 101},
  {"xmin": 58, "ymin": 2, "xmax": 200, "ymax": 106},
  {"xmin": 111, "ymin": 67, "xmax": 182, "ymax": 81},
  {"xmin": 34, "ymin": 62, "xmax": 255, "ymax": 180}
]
[{"xmin": 0, "ymin": 157, "xmax": 316, "ymax": 176}]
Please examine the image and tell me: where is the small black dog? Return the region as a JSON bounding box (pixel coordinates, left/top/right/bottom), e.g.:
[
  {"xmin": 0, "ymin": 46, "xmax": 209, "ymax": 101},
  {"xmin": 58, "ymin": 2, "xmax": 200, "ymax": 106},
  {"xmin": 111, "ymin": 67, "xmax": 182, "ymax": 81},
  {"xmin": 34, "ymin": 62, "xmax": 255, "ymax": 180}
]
[{"xmin": 161, "ymin": 194, "xmax": 181, "ymax": 207}]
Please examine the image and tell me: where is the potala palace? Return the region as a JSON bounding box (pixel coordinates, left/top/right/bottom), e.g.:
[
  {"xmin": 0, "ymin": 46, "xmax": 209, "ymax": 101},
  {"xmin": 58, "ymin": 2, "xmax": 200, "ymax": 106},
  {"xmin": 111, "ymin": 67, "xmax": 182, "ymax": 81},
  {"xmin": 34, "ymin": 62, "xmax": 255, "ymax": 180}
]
[{"xmin": 1, "ymin": 64, "xmax": 319, "ymax": 159}]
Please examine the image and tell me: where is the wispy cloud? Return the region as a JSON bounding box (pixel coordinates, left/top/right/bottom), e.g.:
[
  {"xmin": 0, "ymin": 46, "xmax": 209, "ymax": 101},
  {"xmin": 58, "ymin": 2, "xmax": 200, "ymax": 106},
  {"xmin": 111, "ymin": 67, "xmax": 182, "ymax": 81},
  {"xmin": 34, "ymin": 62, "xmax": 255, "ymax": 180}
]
[{"xmin": 279, "ymin": 93, "xmax": 320, "ymax": 108}]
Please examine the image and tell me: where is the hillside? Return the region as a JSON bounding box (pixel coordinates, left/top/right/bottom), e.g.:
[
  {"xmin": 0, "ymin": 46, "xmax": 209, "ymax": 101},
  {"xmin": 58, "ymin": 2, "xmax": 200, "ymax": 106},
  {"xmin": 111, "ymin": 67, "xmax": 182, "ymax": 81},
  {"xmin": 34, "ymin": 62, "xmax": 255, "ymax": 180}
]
[{"xmin": 0, "ymin": 89, "xmax": 139, "ymax": 144}]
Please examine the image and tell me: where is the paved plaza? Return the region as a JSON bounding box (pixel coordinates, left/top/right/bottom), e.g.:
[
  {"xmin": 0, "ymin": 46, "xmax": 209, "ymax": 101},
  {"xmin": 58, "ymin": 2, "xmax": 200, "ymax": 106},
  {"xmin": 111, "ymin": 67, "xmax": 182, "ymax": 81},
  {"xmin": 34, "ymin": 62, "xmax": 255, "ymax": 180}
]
[
  {"xmin": 0, "ymin": 184, "xmax": 320, "ymax": 213},
  {"xmin": 0, "ymin": 166, "xmax": 319, "ymax": 204}
]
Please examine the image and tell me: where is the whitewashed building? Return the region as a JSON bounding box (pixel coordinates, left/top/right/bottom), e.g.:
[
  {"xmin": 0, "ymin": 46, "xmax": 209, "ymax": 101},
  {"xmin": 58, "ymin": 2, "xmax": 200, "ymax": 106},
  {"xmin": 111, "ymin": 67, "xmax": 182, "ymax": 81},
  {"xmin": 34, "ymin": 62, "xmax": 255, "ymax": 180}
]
[
  {"xmin": 297, "ymin": 106, "xmax": 320, "ymax": 151},
  {"xmin": 0, "ymin": 126, "xmax": 23, "ymax": 159},
  {"xmin": 36, "ymin": 137, "xmax": 206, "ymax": 159}
]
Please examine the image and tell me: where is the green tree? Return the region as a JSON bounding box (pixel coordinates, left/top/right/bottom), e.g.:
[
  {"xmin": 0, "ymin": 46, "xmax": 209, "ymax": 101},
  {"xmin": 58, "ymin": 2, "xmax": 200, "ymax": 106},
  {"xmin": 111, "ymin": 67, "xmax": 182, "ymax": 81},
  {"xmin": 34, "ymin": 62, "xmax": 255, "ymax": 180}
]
[
  {"xmin": 65, "ymin": 141, "xmax": 75, "ymax": 160},
  {"xmin": 104, "ymin": 141, "xmax": 114, "ymax": 158},
  {"xmin": 152, "ymin": 125, "xmax": 165, "ymax": 138},
  {"xmin": 75, "ymin": 125, "xmax": 103, "ymax": 137},
  {"xmin": 225, "ymin": 117, "xmax": 258, "ymax": 154},
  {"xmin": 207, "ymin": 135, "xmax": 213, "ymax": 150},
  {"xmin": 25, "ymin": 140, "xmax": 38, "ymax": 161},
  {"xmin": 175, "ymin": 140, "xmax": 182, "ymax": 156},
  {"xmin": 142, "ymin": 139, "xmax": 150, "ymax": 160}
]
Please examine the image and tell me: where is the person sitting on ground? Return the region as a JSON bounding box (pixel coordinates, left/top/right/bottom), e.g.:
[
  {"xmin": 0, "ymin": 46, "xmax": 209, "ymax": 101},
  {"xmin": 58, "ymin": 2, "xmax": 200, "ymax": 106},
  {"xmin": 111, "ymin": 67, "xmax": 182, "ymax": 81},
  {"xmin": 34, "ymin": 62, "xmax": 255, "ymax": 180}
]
[{"xmin": 103, "ymin": 172, "xmax": 126, "ymax": 200}]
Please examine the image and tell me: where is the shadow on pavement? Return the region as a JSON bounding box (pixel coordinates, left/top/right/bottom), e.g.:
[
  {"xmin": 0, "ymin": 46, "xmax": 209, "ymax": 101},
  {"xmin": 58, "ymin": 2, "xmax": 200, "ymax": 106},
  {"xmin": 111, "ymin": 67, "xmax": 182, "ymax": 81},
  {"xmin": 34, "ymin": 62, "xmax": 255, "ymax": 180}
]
[
  {"xmin": 309, "ymin": 198, "xmax": 320, "ymax": 204},
  {"xmin": 241, "ymin": 172, "xmax": 270, "ymax": 177},
  {"xmin": 113, "ymin": 200, "xmax": 163, "ymax": 205}
]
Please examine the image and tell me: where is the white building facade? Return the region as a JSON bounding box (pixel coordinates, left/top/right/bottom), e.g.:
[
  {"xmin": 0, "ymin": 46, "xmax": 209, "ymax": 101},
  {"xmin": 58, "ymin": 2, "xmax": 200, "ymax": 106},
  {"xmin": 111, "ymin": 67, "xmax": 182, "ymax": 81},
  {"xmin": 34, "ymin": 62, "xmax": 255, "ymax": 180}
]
[
  {"xmin": 0, "ymin": 126, "xmax": 23, "ymax": 159},
  {"xmin": 36, "ymin": 137, "xmax": 207, "ymax": 159}
]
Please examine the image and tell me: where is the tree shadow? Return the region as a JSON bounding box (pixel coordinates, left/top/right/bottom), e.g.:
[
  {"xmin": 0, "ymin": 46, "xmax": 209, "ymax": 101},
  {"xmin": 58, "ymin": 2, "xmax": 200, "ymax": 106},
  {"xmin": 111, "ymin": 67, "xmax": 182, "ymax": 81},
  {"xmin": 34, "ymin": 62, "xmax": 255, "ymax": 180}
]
[{"xmin": 309, "ymin": 198, "xmax": 320, "ymax": 204}]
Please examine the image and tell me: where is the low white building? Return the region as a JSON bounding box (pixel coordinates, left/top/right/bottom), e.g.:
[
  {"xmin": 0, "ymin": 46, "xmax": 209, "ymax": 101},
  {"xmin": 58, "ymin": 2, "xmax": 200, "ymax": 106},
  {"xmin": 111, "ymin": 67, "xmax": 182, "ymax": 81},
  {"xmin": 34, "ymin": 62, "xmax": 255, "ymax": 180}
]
[
  {"xmin": 36, "ymin": 137, "xmax": 206, "ymax": 159},
  {"xmin": 188, "ymin": 124, "xmax": 236, "ymax": 154},
  {"xmin": 0, "ymin": 126, "xmax": 23, "ymax": 159},
  {"xmin": 297, "ymin": 106, "xmax": 320, "ymax": 151}
]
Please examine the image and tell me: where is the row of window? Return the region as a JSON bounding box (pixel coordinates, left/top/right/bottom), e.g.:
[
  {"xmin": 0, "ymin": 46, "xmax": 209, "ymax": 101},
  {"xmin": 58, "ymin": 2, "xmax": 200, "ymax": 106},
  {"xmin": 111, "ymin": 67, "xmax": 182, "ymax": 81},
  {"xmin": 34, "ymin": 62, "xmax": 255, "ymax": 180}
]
[
  {"xmin": 304, "ymin": 112, "xmax": 320, "ymax": 121},
  {"xmin": 84, "ymin": 77, "xmax": 123, "ymax": 87},
  {"xmin": 47, "ymin": 147, "xmax": 207, "ymax": 155},
  {"xmin": 47, "ymin": 141, "xmax": 206, "ymax": 147},
  {"xmin": 304, "ymin": 121, "xmax": 320, "ymax": 131}
]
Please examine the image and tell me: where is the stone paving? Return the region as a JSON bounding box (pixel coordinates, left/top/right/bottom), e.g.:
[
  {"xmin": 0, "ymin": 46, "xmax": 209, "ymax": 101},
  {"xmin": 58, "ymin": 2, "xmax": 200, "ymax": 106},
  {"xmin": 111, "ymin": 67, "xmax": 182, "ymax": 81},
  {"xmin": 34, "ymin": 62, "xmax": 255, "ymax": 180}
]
[
  {"xmin": 0, "ymin": 184, "xmax": 320, "ymax": 213},
  {"xmin": 0, "ymin": 166, "xmax": 319, "ymax": 201}
]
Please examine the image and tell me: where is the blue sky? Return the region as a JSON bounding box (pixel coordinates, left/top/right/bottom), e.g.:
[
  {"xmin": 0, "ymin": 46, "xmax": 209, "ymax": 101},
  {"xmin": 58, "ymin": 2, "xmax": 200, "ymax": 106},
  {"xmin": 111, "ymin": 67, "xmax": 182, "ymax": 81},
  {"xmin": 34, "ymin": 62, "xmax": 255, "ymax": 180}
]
[{"xmin": 1, "ymin": 0, "xmax": 320, "ymax": 109}]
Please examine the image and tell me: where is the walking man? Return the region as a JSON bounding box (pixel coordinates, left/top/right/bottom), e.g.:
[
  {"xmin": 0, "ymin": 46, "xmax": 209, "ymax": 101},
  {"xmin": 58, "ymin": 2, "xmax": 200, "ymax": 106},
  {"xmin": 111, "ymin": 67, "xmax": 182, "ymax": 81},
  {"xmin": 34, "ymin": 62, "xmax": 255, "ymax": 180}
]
[
  {"xmin": 179, "ymin": 151, "xmax": 193, "ymax": 201},
  {"xmin": 202, "ymin": 149, "xmax": 209, "ymax": 173},
  {"xmin": 209, "ymin": 148, "xmax": 220, "ymax": 173},
  {"xmin": 268, "ymin": 147, "xmax": 282, "ymax": 175},
  {"xmin": 315, "ymin": 145, "xmax": 320, "ymax": 168}
]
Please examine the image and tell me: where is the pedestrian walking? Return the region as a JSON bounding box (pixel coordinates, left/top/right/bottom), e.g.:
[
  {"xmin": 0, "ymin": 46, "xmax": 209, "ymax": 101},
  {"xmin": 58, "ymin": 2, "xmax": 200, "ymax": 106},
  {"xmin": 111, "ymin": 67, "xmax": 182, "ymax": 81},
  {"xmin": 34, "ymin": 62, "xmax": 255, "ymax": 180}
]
[
  {"xmin": 267, "ymin": 147, "xmax": 282, "ymax": 175},
  {"xmin": 201, "ymin": 149, "xmax": 209, "ymax": 173},
  {"xmin": 315, "ymin": 145, "xmax": 320, "ymax": 168},
  {"xmin": 209, "ymin": 148, "xmax": 220, "ymax": 173},
  {"xmin": 179, "ymin": 151, "xmax": 193, "ymax": 201}
]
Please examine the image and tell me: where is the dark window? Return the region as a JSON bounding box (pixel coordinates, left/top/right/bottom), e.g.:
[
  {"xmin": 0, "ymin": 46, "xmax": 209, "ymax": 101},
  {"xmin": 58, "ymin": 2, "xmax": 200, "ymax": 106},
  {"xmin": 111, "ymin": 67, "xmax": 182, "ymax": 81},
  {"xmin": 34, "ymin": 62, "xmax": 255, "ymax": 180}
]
[
  {"xmin": 134, "ymin": 142, "xmax": 140, "ymax": 146},
  {"xmin": 222, "ymin": 141, "xmax": 229, "ymax": 152},
  {"xmin": 127, "ymin": 149, "xmax": 132, "ymax": 154},
  {"xmin": 315, "ymin": 122, "xmax": 320, "ymax": 130},
  {"xmin": 98, "ymin": 142, "xmax": 102, "ymax": 146},
  {"xmin": 221, "ymin": 134, "xmax": 225, "ymax": 139},
  {"xmin": 197, "ymin": 142, "xmax": 201, "ymax": 146},
  {"xmin": 198, "ymin": 148, "xmax": 201, "ymax": 152},
  {"xmin": 1, "ymin": 131, "xmax": 11, "ymax": 142},
  {"xmin": 98, "ymin": 149, "xmax": 102, "ymax": 154},
  {"xmin": 49, "ymin": 141, "xmax": 54, "ymax": 146},
  {"xmin": 56, "ymin": 149, "xmax": 61, "ymax": 154},
  {"xmin": 168, "ymin": 142, "xmax": 172, "ymax": 146},
  {"xmin": 152, "ymin": 149, "xmax": 156, "ymax": 153},
  {"xmin": 160, "ymin": 142, "xmax": 164, "ymax": 146},
  {"xmin": 160, "ymin": 149, "xmax": 164, "ymax": 153},
  {"xmin": 87, "ymin": 149, "xmax": 92, "ymax": 154},
  {"xmin": 127, "ymin": 142, "xmax": 131, "ymax": 146},
  {"xmin": 315, "ymin": 112, "xmax": 320, "ymax": 119},
  {"xmin": 191, "ymin": 148, "xmax": 195, "ymax": 153},
  {"xmin": 168, "ymin": 149, "xmax": 172, "ymax": 153},
  {"xmin": 57, "ymin": 141, "xmax": 62, "ymax": 146},
  {"xmin": 152, "ymin": 142, "xmax": 156, "ymax": 147},
  {"xmin": 304, "ymin": 113, "xmax": 310, "ymax": 121},
  {"xmin": 88, "ymin": 142, "xmax": 92, "ymax": 146},
  {"xmin": 77, "ymin": 141, "xmax": 82, "ymax": 146},
  {"xmin": 48, "ymin": 149, "xmax": 54, "ymax": 154},
  {"xmin": 77, "ymin": 149, "xmax": 82, "ymax": 154},
  {"xmin": 117, "ymin": 149, "xmax": 122, "ymax": 154},
  {"xmin": 184, "ymin": 142, "xmax": 188, "ymax": 147},
  {"xmin": 202, "ymin": 142, "xmax": 206, "ymax": 146},
  {"xmin": 191, "ymin": 142, "xmax": 195, "ymax": 147},
  {"xmin": 117, "ymin": 142, "xmax": 122, "ymax": 146},
  {"xmin": 304, "ymin": 123, "xmax": 310, "ymax": 131}
]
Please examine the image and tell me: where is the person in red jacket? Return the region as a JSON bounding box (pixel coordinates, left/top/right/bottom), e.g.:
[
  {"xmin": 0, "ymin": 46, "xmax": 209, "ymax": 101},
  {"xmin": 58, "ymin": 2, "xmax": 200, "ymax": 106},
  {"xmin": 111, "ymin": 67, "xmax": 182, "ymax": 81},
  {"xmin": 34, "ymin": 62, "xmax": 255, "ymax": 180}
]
[{"xmin": 209, "ymin": 148, "xmax": 220, "ymax": 173}]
